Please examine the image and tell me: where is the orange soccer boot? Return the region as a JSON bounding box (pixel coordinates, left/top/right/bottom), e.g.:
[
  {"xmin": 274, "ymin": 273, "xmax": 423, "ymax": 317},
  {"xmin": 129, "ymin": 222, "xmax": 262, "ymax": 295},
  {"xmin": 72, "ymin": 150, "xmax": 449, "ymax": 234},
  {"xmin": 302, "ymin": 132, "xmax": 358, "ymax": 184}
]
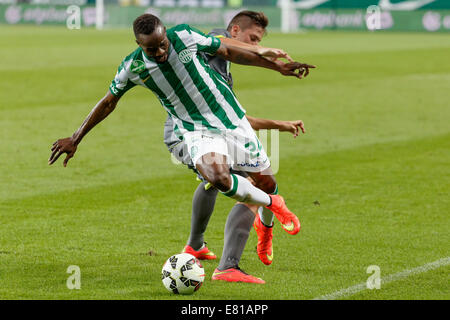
[
  {"xmin": 182, "ymin": 243, "xmax": 217, "ymax": 260},
  {"xmin": 253, "ymin": 215, "xmax": 274, "ymax": 265},
  {"xmin": 266, "ymin": 195, "xmax": 301, "ymax": 235},
  {"xmin": 211, "ymin": 267, "xmax": 265, "ymax": 284}
]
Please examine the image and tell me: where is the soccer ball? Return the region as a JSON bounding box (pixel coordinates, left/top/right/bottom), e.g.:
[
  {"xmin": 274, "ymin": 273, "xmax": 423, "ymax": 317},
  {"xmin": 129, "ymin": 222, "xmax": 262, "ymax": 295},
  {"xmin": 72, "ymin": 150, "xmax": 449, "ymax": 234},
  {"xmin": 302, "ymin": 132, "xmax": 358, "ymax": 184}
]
[{"xmin": 161, "ymin": 253, "xmax": 205, "ymax": 295}]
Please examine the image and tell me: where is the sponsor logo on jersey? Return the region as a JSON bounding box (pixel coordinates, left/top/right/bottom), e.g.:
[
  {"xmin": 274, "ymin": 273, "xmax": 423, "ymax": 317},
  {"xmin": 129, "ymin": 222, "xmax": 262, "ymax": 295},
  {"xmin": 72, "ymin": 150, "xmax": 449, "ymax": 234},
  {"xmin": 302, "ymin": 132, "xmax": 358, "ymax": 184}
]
[
  {"xmin": 130, "ymin": 60, "xmax": 146, "ymax": 73},
  {"xmin": 178, "ymin": 49, "xmax": 193, "ymax": 64},
  {"xmin": 212, "ymin": 37, "xmax": 221, "ymax": 46},
  {"xmin": 109, "ymin": 84, "xmax": 119, "ymax": 95},
  {"xmin": 236, "ymin": 161, "xmax": 261, "ymax": 168}
]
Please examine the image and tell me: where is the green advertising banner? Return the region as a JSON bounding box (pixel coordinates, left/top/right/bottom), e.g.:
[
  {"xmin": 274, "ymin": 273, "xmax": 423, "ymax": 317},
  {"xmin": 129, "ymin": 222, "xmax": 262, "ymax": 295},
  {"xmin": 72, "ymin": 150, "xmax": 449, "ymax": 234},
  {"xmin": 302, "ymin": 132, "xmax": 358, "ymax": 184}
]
[
  {"xmin": 1, "ymin": 3, "xmax": 450, "ymax": 32},
  {"xmin": 0, "ymin": 4, "xmax": 97, "ymax": 26},
  {"xmin": 247, "ymin": 0, "xmax": 450, "ymax": 8},
  {"xmin": 289, "ymin": 0, "xmax": 450, "ymax": 9},
  {"xmin": 292, "ymin": 8, "xmax": 450, "ymax": 31},
  {"xmin": 104, "ymin": 5, "xmax": 280, "ymax": 28}
]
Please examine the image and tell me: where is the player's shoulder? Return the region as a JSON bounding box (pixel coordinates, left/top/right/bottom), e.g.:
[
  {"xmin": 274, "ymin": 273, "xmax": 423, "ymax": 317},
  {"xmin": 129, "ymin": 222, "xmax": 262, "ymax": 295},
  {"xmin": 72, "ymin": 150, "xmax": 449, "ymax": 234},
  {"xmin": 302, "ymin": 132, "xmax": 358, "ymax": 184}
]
[
  {"xmin": 167, "ymin": 24, "xmax": 192, "ymax": 36},
  {"xmin": 167, "ymin": 24, "xmax": 208, "ymax": 38},
  {"xmin": 169, "ymin": 23, "xmax": 191, "ymax": 31},
  {"xmin": 117, "ymin": 47, "xmax": 145, "ymax": 73},
  {"xmin": 208, "ymin": 28, "xmax": 230, "ymax": 38},
  {"xmin": 167, "ymin": 24, "xmax": 191, "ymax": 44}
]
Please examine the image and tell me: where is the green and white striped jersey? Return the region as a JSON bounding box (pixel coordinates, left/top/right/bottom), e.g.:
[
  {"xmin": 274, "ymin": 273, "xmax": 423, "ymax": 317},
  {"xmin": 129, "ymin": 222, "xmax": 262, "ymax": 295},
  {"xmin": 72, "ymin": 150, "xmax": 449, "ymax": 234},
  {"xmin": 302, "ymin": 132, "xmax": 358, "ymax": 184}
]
[{"xmin": 109, "ymin": 24, "xmax": 246, "ymax": 137}]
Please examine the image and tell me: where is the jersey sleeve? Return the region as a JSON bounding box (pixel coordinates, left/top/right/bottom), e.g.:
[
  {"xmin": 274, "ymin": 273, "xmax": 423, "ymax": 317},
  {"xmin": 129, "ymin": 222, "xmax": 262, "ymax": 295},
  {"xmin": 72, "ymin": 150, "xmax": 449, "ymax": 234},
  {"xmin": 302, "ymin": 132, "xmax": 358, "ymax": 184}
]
[
  {"xmin": 109, "ymin": 59, "xmax": 136, "ymax": 98},
  {"xmin": 208, "ymin": 28, "xmax": 230, "ymax": 39},
  {"xmin": 187, "ymin": 25, "xmax": 222, "ymax": 55}
]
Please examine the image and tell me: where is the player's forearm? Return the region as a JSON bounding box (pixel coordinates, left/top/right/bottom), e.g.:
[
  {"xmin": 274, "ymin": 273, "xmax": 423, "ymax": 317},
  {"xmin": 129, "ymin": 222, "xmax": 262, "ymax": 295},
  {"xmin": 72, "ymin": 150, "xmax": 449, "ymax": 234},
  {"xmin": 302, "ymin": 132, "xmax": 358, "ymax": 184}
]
[
  {"xmin": 220, "ymin": 38, "xmax": 291, "ymax": 61},
  {"xmin": 233, "ymin": 51, "xmax": 279, "ymax": 71},
  {"xmin": 218, "ymin": 43, "xmax": 280, "ymax": 72},
  {"xmin": 220, "ymin": 38, "xmax": 261, "ymax": 55},
  {"xmin": 246, "ymin": 115, "xmax": 283, "ymax": 131},
  {"xmin": 71, "ymin": 94, "xmax": 118, "ymax": 145}
]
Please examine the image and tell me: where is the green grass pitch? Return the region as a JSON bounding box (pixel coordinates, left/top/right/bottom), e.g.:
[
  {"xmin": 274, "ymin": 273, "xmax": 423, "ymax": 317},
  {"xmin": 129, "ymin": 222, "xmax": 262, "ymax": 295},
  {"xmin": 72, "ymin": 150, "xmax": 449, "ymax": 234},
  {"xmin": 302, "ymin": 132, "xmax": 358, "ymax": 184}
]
[{"xmin": 0, "ymin": 25, "xmax": 449, "ymax": 300}]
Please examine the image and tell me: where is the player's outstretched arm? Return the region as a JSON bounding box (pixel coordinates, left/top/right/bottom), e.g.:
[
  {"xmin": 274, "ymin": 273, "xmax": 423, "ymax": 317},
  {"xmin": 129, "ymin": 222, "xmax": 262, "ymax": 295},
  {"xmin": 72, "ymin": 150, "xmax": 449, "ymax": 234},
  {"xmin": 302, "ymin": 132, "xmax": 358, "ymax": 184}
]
[
  {"xmin": 215, "ymin": 42, "xmax": 316, "ymax": 79},
  {"xmin": 48, "ymin": 91, "xmax": 121, "ymax": 167},
  {"xmin": 246, "ymin": 115, "xmax": 305, "ymax": 138},
  {"xmin": 219, "ymin": 37, "xmax": 293, "ymax": 62}
]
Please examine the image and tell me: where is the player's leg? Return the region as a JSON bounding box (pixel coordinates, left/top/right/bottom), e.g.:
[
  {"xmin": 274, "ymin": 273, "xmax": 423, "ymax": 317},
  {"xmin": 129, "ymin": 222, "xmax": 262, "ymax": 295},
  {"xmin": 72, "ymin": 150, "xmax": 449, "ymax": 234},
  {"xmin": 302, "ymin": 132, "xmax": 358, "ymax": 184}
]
[
  {"xmin": 184, "ymin": 130, "xmax": 273, "ymax": 207},
  {"xmin": 182, "ymin": 181, "xmax": 218, "ymax": 260},
  {"xmin": 195, "ymin": 152, "xmax": 272, "ymax": 207},
  {"xmin": 195, "ymin": 158, "xmax": 268, "ymax": 282},
  {"xmin": 179, "ymin": 136, "xmax": 271, "ymax": 263},
  {"xmin": 194, "ymin": 146, "xmax": 299, "ymax": 236},
  {"xmin": 248, "ymin": 169, "xmax": 300, "ymax": 235},
  {"xmin": 188, "ymin": 182, "xmax": 217, "ymax": 250},
  {"xmin": 246, "ymin": 168, "xmax": 277, "ymax": 227},
  {"xmin": 212, "ymin": 203, "xmax": 265, "ymax": 284},
  {"xmin": 185, "ymin": 131, "xmax": 294, "ymax": 281},
  {"xmin": 241, "ymin": 168, "xmax": 277, "ymax": 265},
  {"xmin": 168, "ymin": 140, "xmax": 218, "ymax": 260},
  {"xmin": 222, "ymin": 116, "xmax": 300, "ymax": 235},
  {"xmin": 217, "ymin": 203, "xmax": 255, "ymax": 270},
  {"xmin": 194, "ymin": 153, "xmax": 272, "ymax": 282}
]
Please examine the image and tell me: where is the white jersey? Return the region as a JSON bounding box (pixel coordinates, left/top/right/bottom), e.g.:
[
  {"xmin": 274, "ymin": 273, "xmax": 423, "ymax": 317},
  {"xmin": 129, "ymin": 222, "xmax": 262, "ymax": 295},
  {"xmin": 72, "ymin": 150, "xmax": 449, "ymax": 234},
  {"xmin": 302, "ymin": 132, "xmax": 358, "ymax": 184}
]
[
  {"xmin": 164, "ymin": 28, "xmax": 233, "ymax": 149},
  {"xmin": 110, "ymin": 24, "xmax": 246, "ymax": 140}
]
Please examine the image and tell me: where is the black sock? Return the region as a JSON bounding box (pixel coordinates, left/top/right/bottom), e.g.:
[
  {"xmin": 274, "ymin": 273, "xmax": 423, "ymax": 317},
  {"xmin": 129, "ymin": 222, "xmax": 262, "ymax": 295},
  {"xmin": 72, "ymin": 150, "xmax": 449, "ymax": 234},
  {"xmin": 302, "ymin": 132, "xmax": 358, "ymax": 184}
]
[
  {"xmin": 187, "ymin": 182, "xmax": 218, "ymax": 250},
  {"xmin": 217, "ymin": 204, "xmax": 254, "ymax": 270}
]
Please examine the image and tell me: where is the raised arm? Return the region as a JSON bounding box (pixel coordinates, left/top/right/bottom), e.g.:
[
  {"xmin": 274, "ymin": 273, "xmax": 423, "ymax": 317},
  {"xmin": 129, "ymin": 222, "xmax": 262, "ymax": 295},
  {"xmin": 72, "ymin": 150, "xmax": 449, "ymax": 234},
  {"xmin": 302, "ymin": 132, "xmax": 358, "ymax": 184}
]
[
  {"xmin": 219, "ymin": 37, "xmax": 293, "ymax": 62},
  {"xmin": 48, "ymin": 91, "xmax": 120, "ymax": 166},
  {"xmin": 246, "ymin": 115, "xmax": 306, "ymax": 138},
  {"xmin": 215, "ymin": 41, "xmax": 315, "ymax": 79}
]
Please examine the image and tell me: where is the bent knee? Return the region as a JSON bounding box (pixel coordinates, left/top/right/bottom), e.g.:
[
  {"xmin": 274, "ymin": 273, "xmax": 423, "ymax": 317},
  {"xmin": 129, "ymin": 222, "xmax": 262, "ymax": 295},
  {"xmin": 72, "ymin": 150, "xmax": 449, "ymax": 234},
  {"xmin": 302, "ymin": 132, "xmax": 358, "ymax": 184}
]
[
  {"xmin": 256, "ymin": 177, "xmax": 277, "ymax": 194},
  {"xmin": 207, "ymin": 171, "xmax": 232, "ymax": 192}
]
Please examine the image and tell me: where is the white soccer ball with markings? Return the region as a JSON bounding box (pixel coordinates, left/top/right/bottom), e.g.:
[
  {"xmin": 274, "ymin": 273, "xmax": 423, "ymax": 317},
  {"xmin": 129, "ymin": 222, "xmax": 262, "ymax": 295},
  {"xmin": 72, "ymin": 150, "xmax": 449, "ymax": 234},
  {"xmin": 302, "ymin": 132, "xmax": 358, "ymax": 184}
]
[{"xmin": 161, "ymin": 253, "xmax": 205, "ymax": 295}]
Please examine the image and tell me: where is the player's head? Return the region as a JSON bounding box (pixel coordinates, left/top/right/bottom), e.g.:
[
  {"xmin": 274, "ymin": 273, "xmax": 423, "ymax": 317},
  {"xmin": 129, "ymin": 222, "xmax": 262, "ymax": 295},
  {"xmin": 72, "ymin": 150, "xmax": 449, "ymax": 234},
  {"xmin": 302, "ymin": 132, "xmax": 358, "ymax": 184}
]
[
  {"xmin": 133, "ymin": 14, "xmax": 169, "ymax": 64},
  {"xmin": 227, "ymin": 11, "xmax": 268, "ymax": 45}
]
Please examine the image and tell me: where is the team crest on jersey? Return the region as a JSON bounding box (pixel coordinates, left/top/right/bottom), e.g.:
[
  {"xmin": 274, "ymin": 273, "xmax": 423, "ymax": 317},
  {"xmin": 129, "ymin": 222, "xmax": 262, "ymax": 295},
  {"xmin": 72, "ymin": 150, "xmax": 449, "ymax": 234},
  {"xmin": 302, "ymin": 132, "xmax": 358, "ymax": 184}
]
[
  {"xmin": 178, "ymin": 49, "xmax": 193, "ymax": 64},
  {"xmin": 130, "ymin": 60, "xmax": 146, "ymax": 73}
]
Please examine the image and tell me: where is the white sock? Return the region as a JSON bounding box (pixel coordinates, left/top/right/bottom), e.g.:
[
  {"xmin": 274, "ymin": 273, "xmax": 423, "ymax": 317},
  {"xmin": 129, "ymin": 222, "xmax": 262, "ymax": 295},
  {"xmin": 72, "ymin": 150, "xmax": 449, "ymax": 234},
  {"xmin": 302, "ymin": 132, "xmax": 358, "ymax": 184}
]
[
  {"xmin": 222, "ymin": 174, "xmax": 271, "ymax": 206},
  {"xmin": 258, "ymin": 184, "xmax": 277, "ymax": 227},
  {"xmin": 258, "ymin": 207, "xmax": 274, "ymax": 227}
]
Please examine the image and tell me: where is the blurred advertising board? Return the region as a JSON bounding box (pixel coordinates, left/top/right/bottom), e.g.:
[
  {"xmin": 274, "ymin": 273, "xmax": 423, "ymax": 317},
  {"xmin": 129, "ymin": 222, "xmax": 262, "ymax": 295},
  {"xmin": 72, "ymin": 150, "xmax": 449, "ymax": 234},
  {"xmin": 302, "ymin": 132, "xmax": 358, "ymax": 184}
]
[{"xmin": 1, "ymin": 1, "xmax": 450, "ymax": 32}]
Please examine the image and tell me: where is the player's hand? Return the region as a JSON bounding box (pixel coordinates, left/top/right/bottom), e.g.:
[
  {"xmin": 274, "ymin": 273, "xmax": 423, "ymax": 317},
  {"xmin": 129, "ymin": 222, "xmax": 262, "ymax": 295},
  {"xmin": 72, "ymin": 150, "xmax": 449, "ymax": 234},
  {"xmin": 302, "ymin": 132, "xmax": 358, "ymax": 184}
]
[
  {"xmin": 279, "ymin": 120, "xmax": 306, "ymax": 138},
  {"xmin": 258, "ymin": 47, "xmax": 294, "ymax": 62},
  {"xmin": 48, "ymin": 137, "xmax": 77, "ymax": 167},
  {"xmin": 277, "ymin": 61, "xmax": 316, "ymax": 79}
]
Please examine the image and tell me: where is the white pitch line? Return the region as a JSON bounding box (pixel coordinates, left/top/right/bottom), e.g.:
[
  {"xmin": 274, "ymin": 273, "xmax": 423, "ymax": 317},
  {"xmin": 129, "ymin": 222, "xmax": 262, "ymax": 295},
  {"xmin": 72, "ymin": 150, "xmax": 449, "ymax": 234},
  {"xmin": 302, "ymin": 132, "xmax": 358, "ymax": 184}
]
[{"xmin": 313, "ymin": 257, "xmax": 450, "ymax": 300}]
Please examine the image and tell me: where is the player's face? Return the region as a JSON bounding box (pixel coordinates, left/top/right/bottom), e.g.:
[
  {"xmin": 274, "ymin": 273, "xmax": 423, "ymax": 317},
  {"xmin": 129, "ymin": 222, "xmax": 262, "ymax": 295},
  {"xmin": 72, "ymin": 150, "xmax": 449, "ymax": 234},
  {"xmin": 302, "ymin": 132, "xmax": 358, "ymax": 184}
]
[
  {"xmin": 136, "ymin": 24, "xmax": 170, "ymax": 63},
  {"xmin": 232, "ymin": 24, "xmax": 264, "ymax": 45}
]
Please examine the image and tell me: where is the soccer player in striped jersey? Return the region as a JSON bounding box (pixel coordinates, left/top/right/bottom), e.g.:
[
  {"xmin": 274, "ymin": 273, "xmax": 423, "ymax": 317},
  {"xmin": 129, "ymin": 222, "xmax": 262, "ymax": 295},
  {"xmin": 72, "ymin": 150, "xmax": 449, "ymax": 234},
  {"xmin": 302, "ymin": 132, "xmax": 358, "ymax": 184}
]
[
  {"xmin": 49, "ymin": 13, "xmax": 315, "ymax": 284},
  {"xmin": 164, "ymin": 11, "xmax": 308, "ymax": 283}
]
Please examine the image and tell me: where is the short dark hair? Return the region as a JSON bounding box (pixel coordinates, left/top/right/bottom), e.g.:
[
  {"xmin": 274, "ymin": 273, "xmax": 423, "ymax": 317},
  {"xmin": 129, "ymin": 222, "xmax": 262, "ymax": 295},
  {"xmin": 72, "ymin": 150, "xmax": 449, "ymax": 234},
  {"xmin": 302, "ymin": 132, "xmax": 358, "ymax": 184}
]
[
  {"xmin": 133, "ymin": 14, "xmax": 162, "ymax": 37},
  {"xmin": 227, "ymin": 11, "xmax": 269, "ymax": 33}
]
